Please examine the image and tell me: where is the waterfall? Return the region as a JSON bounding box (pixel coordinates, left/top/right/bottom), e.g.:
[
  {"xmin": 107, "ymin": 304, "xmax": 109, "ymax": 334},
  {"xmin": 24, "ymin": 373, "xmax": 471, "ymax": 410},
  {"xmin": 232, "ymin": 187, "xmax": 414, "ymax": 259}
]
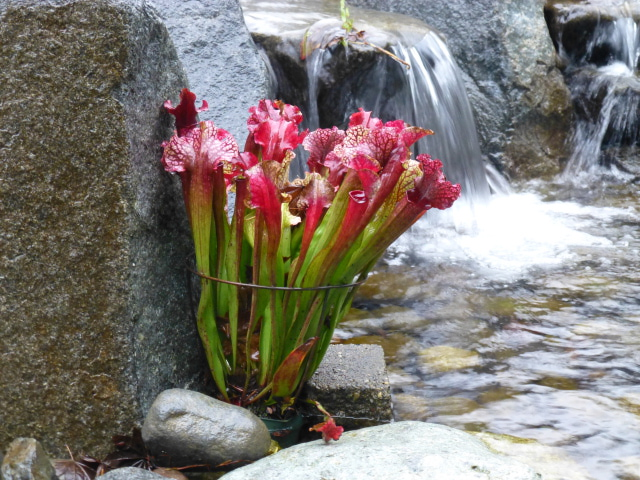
[
  {"xmin": 386, "ymin": 37, "xmax": 496, "ymax": 203},
  {"xmin": 551, "ymin": 4, "xmax": 640, "ymax": 178},
  {"xmin": 241, "ymin": 0, "xmax": 503, "ymax": 212}
]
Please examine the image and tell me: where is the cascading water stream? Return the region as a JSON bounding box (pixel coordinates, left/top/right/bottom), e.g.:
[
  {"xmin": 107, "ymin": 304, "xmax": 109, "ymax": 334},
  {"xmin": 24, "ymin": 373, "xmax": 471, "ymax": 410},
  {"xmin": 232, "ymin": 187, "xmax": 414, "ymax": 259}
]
[{"xmin": 555, "ymin": 4, "xmax": 640, "ymax": 178}]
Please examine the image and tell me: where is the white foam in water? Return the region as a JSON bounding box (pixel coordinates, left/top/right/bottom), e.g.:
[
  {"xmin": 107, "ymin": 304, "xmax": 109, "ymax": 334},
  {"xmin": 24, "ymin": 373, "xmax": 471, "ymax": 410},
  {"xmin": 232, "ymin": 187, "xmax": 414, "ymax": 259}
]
[{"xmin": 391, "ymin": 191, "xmax": 621, "ymax": 280}]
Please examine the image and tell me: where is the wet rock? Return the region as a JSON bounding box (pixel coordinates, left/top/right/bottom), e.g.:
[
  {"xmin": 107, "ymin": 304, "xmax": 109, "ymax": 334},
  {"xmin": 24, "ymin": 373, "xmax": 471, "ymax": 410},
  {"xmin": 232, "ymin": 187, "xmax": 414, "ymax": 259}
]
[
  {"xmin": 141, "ymin": 389, "xmax": 271, "ymax": 467},
  {"xmin": 473, "ymin": 432, "xmax": 593, "ymax": 480},
  {"xmin": 99, "ymin": 468, "xmax": 167, "ymax": 480},
  {"xmin": 0, "ymin": 438, "xmax": 57, "ymax": 480},
  {"xmin": 302, "ymin": 344, "xmax": 393, "ymax": 429},
  {"xmin": 151, "ymin": 0, "xmax": 271, "ymax": 141},
  {"xmin": 545, "ymin": 1, "xmax": 640, "ymax": 69},
  {"xmin": 419, "ymin": 345, "xmax": 482, "ymax": 372},
  {"xmin": 350, "ymin": 0, "xmax": 573, "ymax": 180},
  {"xmin": 221, "ymin": 421, "xmax": 541, "ymax": 480},
  {"xmin": 0, "ymin": 0, "xmax": 205, "ymax": 456}
]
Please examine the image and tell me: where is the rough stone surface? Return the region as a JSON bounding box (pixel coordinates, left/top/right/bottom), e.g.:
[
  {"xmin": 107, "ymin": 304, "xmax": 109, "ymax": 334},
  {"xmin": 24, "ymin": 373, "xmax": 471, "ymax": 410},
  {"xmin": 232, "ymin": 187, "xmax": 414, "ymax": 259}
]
[
  {"xmin": 0, "ymin": 438, "xmax": 57, "ymax": 480},
  {"xmin": 150, "ymin": 0, "xmax": 271, "ymax": 142},
  {"xmin": 350, "ymin": 0, "xmax": 573, "ymax": 180},
  {"xmin": 0, "ymin": 0, "xmax": 207, "ymax": 457},
  {"xmin": 141, "ymin": 389, "xmax": 271, "ymax": 467},
  {"xmin": 302, "ymin": 344, "xmax": 393, "ymax": 429},
  {"xmin": 99, "ymin": 467, "xmax": 166, "ymax": 480},
  {"xmin": 221, "ymin": 421, "xmax": 542, "ymax": 480}
]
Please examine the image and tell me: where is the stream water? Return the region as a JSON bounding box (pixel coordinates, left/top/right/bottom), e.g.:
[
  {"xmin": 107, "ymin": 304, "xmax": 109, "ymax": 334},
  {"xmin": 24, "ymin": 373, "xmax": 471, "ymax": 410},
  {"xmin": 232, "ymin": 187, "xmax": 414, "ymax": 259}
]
[{"xmin": 337, "ymin": 174, "xmax": 640, "ymax": 479}]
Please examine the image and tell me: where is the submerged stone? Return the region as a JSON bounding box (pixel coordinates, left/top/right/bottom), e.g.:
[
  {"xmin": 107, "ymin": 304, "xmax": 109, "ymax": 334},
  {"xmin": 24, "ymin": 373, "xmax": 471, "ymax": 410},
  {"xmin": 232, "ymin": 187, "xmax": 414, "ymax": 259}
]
[
  {"xmin": 0, "ymin": 0, "xmax": 206, "ymax": 457},
  {"xmin": 418, "ymin": 345, "xmax": 482, "ymax": 372}
]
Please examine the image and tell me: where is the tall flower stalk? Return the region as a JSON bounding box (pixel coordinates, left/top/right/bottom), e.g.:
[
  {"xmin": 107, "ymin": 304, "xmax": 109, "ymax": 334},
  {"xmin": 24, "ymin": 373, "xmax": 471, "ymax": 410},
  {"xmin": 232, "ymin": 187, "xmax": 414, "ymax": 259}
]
[{"xmin": 162, "ymin": 89, "xmax": 461, "ymax": 406}]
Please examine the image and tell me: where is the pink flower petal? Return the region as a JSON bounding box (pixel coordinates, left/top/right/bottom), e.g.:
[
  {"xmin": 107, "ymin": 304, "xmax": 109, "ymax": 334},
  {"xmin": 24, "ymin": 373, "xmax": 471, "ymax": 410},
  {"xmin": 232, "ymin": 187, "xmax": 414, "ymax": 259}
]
[
  {"xmin": 246, "ymin": 164, "xmax": 282, "ymax": 236},
  {"xmin": 348, "ymin": 108, "xmax": 383, "ymax": 129},
  {"xmin": 407, "ymin": 154, "xmax": 462, "ymax": 210},
  {"xmin": 303, "ymin": 127, "xmax": 346, "ymax": 173},
  {"xmin": 245, "ymin": 100, "xmax": 307, "ymax": 163}
]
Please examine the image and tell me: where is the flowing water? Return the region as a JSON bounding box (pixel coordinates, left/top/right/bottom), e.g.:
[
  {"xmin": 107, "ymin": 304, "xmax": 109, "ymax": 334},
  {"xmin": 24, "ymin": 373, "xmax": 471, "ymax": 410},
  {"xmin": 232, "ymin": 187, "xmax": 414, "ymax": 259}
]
[
  {"xmin": 337, "ymin": 177, "xmax": 640, "ymax": 479},
  {"xmin": 560, "ymin": 6, "xmax": 640, "ymax": 178},
  {"xmin": 241, "ymin": 1, "xmax": 640, "ymax": 477}
]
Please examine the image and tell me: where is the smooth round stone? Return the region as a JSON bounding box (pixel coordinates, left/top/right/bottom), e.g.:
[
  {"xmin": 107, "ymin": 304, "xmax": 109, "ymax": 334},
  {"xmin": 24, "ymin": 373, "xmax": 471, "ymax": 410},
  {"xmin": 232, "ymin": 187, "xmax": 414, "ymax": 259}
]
[{"xmin": 141, "ymin": 389, "xmax": 271, "ymax": 468}]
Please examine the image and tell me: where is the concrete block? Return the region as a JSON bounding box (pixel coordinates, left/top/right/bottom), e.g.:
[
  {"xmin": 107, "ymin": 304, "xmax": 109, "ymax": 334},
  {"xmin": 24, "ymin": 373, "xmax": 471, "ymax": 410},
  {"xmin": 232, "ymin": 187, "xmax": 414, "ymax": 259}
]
[{"xmin": 302, "ymin": 344, "xmax": 393, "ymax": 429}]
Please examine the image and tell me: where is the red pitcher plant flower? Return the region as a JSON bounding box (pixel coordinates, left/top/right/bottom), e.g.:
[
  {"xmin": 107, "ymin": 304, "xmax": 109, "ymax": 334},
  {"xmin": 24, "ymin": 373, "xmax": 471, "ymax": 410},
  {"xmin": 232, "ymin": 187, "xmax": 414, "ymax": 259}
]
[{"xmin": 161, "ymin": 88, "xmax": 461, "ymax": 406}]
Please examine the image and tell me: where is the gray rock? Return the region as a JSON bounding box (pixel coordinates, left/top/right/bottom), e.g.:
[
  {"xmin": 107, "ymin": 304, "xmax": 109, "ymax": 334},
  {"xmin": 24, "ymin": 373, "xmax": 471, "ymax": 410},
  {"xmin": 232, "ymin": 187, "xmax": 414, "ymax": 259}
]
[
  {"xmin": 302, "ymin": 344, "xmax": 393, "ymax": 429},
  {"xmin": 221, "ymin": 421, "xmax": 542, "ymax": 480},
  {"xmin": 142, "ymin": 389, "xmax": 271, "ymax": 467},
  {"xmin": 0, "ymin": 0, "xmax": 206, "ymax": 457},
  {"xmin": 0, "ymin": 438, "xmax": 57, "ymax": 480},
  {"xmin": 350, "ymin": 0, "xmax": 573, "ymax": 179},
  {"xmin": 99, "ymin": 467, "xmax": 166, "ymax": 480},
  {"xmin": 151, "ymin": 0, "xmax": 271, "ymax": 142}
]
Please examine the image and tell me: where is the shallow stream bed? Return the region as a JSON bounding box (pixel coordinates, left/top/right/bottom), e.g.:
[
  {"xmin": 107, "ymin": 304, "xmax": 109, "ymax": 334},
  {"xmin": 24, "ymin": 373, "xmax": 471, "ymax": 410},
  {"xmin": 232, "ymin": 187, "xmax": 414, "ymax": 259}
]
[{"xmin": 337, "ymin": 178, "xmax": 640, "ymax": 479}]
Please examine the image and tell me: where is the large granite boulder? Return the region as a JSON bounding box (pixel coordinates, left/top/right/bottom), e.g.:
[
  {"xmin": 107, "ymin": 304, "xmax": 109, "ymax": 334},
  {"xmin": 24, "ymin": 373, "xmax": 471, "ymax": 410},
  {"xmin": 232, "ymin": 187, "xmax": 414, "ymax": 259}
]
[
  {"xmin": 150, "ymin": 0, "xmax": 272, "ymax": 142},
  {"xmin": 0, "ymin": 0, "xmax": 206, "ymax": 457},
  {"xmin": 350, "ymin": 0, "xmax": 573, "ymax": 180},
  {"xmin": 221, "ymin": 421, "xmax": 541, "ymax": 480}
]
